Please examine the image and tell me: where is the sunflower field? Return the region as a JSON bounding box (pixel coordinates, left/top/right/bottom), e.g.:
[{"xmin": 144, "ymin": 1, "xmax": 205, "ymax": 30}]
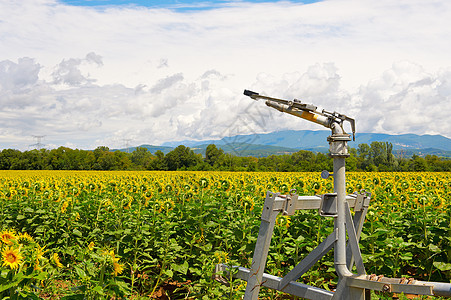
[{"xmin": 0, "ymin": 170, "xmax": 450, "ymax": 299}]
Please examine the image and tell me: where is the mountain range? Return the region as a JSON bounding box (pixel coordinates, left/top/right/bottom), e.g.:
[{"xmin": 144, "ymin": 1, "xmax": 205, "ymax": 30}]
[{"xmin": 119, "ymin": 130, "xmax": 451, "ymax": 158}]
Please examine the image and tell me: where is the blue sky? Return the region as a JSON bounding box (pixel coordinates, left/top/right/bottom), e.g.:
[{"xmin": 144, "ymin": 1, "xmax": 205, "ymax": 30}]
[
  {"xmin": 61, "ymin": 0, "xmax": 322, "ymax": 10},
  {"xmin": 1, "ymin": 0, "xmax": 450, "ymax": 150}
]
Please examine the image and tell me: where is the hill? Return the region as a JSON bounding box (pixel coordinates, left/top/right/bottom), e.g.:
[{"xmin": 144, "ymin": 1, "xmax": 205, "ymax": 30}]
[
  {"xmin": 118, "ymin": 130, "xmax": 451, "ymax": 158},
  {"xmin": 112, "ymin": 144, "xmax": 174, "ymax": 154}
]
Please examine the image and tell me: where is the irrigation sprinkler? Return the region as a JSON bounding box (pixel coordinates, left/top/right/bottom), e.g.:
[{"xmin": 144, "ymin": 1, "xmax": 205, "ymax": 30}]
[{"xmin": 214, "ymin": 90, "xmax": 451, "ymax": 299}]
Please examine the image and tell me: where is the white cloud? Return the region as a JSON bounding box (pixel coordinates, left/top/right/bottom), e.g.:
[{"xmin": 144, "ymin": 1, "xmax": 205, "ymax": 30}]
[
  {"xmin": 0, "ymin": 58, "xmax": 40, "ymax": 90},
  {"xmin": 52, "ymin": 53, "xmax": 103, "ymax": 85},
  {"xmin": 0, "ymin": 0, "xmax": 450, "ymax": 150},
  {"xmin": 356, "ymin": 61, "xmax": 451, "ymax": 136}
]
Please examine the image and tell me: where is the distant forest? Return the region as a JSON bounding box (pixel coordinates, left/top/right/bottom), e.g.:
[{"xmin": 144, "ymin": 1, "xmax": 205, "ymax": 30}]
[{"xmin": 0, "ymin": 142, "xmax": 449, "ymax": 172}]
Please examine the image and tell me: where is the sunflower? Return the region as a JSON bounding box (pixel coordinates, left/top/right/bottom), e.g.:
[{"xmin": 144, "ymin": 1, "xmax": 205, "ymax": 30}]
[
  {"xmin": 112, "ymin": 261, "xmax": 124, "ymax": 276},
  {"xmin": 103, "ymin": 249, "xmax": 116, "ymax": 261},
  {"xmin": 2, "ymin": 247, "xmax": 23, "ymax": 269},
  {"xmin": 0, "ymin": 229, "xmax": 17, "ymax": 245},
  {"xmin": 124, "ymin": 198, "xmax": 132, "ymax": 210},
  {"xmin": 242, "ymin": 195, "xmax": 255, "ymax": 211},
  {"xmin": 61, "ymin": 201, "xmax": 69, "ymax": 213},
  {"xmin": 53, "ymin": 253, "xmax": 63, "ymax": 268},
  {"xmin": 88, "ymin": 241, "xmax": 95, "ymax": 251},
  {"xmin": 214, "ymin": 251, "xmax": 229, "ymax": 264},
  {"xmin": 34, "ymin": 245, "xmax": 46, "ymax": 271},
  {"xmin": 18, "ymin": 232, "xmax": 34, "ymax": 245},
  {"xmin": 276, "ymin": 215, "xmax": 291, "ymax": 229},
  {"xmin": 35, "ymin": 245, "xmax": 47, "ymax": 260},
  {"xmin": 103, "ymin": 198, "xmax": 112, "ymax": 207}
]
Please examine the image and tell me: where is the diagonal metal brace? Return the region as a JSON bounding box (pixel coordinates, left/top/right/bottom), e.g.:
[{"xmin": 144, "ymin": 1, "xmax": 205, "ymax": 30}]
[
  {"xmin": 345, "ymin": 202, "xmax": 366, "ymax": 275},
  {"xmin": 279, "ymin": 231, "xmax": 337, "ymax": 291}
]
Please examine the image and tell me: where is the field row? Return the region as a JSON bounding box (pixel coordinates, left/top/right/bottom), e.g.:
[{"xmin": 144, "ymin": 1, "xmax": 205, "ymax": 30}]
[{"xmin": 1, "ymin": 171, "xmax": 450, "ymax": 299}]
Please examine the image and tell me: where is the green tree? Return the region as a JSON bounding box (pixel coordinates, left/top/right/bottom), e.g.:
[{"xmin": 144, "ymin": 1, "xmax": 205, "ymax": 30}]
[
  {"xmin": 291, "ymin": 150, "xmax": 315, "ymax": 171},
  {"xmin": 149, "ymin": 150, "xmax": 167, "ymax": 170},
  {"xmin": 114, "ymin": 151, "xmax": 133, "ymax": 170},
  {"xmin": 385, "ymin": 142, "xmax": 394, "ymax": 167},
  {"xmin": 165, "ymin": 146, "xmax": 200, "ymax": 170},
  {"xmin": 357, "ymin": 143, "xmax": 371, "ymax": 170},
  {"xmin": 255, "ymin": 156, "xmax": 271, "ymax": 171},
  {"xmin": 79, "ymin": 150, "xmax": 96, "ymax": 170},
  {"xmin": 370, "ymin": 141, "xmax": 388, "ymax": 167},
  {"xmin": 92, "ymin": 146, "xmax": 111, "ymax": 170},
  {"xmin": 205, "ymin": 144, "xmax": 224, "ymax": 166},
  {"xmin": 410, "ymin": 154, "xmax": 427, "ymax": 171},
  {"xmin": 0, "ymin": 149, "xmax": 22, "ymax": 169},
  {"xmin": 131, "ymin": 147, "xmax": 153, "ymax": 169},
  {"xmin": 22, "ymin": 149, "xmax": 48, "ymax": 170},
  {"xmin": 97, "ymin": 151, "xmax": 116, "ymax": 170},
  {"xmin": 47, "ymin": 147, "xmax": 77, "ymax": 170},
  {"xmin": 346, "ymin": 148, "xmax": 358, "ymax": 171}
]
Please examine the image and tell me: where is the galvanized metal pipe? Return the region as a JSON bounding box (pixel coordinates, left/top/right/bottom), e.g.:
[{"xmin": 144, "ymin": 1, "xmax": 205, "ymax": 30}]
[
  {"xmin": 331, "ymin": 123, "xmax": 353, "ymax": 279},
  {"xmin": 333, "ymin": 155, "xmax": 353, "ymax": 278}
]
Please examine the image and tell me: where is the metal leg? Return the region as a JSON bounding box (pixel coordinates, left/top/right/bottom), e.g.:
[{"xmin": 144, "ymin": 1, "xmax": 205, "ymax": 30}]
[
  {"xmin": 332, "ymin": 278, "xmax": 367, "ymax": 300},
  {"xmin": 349, "ymin": 286, "xmax": 367, "ymax": 300},
  {"xmin": 244, "ymin": 192, "xmax": 280, "ymax": 300},
  {"xmin": 331, "ymin": 276, "xmax": 348, "ymax": 299}
]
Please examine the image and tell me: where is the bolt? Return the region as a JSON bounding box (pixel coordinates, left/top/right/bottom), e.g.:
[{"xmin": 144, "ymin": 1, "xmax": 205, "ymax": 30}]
[{"xmin": 382, "ymin": 284, "xmax": 391, "ymax": 293}]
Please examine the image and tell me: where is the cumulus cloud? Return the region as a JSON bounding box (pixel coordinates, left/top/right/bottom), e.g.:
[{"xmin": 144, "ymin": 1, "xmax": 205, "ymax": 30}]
[
  {"xmin": 0, "ymin": 58, "xmax": 52, "ymax": 115},
  {"xmin": 157, "ymin": 58, "xmax": 169, "ymax": 69},
  {"xmin": 356, "ymin": 61, "xmax": 451, "ymax": 136},
  {"xmin": 150, "ymin": 73, "xmax": 184, "ymax": 94},
  {"xmin": 0, "ymin": 58, "xmax": 43, "ymax": 112},
  {"xmin": 1, "ymin": 54, "xmax": 451, "ymax": 151},
  {"xmin": 0, "ymin": 58, "xmax": 40, "ymax": 91},
  {"xmin": 52, "ymin": 52, "xmax": 103, "ymax": 85},
  {"xmin": 86, "ymin": 52, "xmax": 103, "ymax": 66}
]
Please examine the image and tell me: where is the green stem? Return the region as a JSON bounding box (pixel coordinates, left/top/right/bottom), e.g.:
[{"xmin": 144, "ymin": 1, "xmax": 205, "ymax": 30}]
[
  {"xmin": 94, "ymin": 198, "xmax": 103, "ymax": 228},
  {"xmin": 99, "ymin": 263, "xmax": 106, "ymax": 289},
  {"xmin": 150, "ymin": 257, "xmax": 166, "ymax": 297},
  {"xmin": 316, "ymin": 216, "xmax": 322, "ymax": 245},
  {"xmin": 130, "ymin": 197, "xmax": 143, "ymax": 292},
  {"xmin": 150, "ymin": 225, "xmax": 170, "ymax": 297},
  {"xmin": 228, "ymin": 267, "xmax": 234, "ymax": 299},
  {"xmin": 423, "ymin": 204, "xmax": 427, "ymax": 244},
  {"xmin": 371, "ymin": 218, "xmax": 375, "ymax": 255}
]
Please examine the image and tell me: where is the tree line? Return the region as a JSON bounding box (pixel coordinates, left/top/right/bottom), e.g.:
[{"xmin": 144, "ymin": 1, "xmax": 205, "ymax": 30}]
[{"xmin": 0, "ymin": 142, "xmax": 449, "ymax": 172}]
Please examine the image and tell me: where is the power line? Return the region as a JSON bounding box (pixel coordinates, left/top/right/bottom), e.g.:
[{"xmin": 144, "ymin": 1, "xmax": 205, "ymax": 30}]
[
  {"xmin": 30, "ymin": 135, "xmax": 46, "ymax": 150},
  {"xmin": 123, "ymin": 138, "xmax": 132, "ymax": 153}
]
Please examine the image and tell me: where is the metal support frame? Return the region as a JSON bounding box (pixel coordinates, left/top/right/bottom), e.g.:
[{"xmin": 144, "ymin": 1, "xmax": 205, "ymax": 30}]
[
  {"xmin": 214, "ymin": 90, "xmax": 451, "ymax": 299},
  {"xmin": 217, "ymin": 189, "xmax": 371, "ymax": 300}
]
